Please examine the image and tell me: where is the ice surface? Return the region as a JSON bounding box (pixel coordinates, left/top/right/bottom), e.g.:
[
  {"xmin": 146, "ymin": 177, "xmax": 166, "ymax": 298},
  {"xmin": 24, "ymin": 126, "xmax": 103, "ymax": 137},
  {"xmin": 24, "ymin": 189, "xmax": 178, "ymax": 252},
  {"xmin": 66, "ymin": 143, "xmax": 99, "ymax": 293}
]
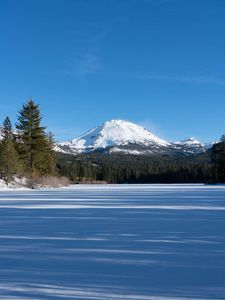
[{"xmin": 0, "ymin": 184, "xmax": 225, "ymax": 299}]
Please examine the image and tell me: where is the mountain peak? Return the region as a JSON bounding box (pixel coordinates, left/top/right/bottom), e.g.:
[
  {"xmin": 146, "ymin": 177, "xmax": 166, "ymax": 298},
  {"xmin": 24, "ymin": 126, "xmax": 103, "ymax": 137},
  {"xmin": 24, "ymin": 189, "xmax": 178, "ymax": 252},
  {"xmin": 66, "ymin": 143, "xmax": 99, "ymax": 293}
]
[
  {"xmin": 56, "ymin": 119, "xmax": 214, "ymax": 156},
  {"xmin": 58, "ymin": 119, "xmax": 169, "ymax": 153},
  {"xmin": 172, "ymin": 136, "xmax": 207, "ymax": 154},
  {"xmin": 178, "ymin": 137, "xmax": 203, "ymax": 145}
]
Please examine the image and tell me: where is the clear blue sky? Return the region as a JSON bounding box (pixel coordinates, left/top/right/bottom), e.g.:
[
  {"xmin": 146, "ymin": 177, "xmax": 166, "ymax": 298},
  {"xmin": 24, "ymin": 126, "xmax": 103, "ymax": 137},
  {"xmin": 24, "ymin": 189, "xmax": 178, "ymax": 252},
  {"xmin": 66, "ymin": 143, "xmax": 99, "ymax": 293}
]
[{"xmin": 0, "ymin": 0, "xmax": 225, "ymax": 142}]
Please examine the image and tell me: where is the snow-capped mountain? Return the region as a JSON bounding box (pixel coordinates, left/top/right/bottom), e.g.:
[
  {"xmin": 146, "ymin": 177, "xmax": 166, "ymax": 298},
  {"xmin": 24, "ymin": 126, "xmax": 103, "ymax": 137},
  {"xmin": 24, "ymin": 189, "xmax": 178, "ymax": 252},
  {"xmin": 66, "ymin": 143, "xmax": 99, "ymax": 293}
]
[
  {"xmin": 175, "ymin": 137, "xmax": 203, "ymax": 146},
  {"xmin": 56, "ymin": 119, "xmax": 213, "ymax": 156},
  {"xmin": 57, "ymin": 119, "xmax": 170, "ymax": 154},
  {"xmin": 173, "ymin": 137, "xmax": 207, "ymax": 154}
]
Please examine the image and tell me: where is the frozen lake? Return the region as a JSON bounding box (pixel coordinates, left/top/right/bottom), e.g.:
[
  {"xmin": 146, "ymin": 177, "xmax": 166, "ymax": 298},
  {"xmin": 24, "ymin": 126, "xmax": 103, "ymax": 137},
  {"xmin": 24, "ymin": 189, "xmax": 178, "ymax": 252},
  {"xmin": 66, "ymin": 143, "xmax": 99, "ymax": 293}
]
[{"xmin": 0, "ymin": 184, "xmax": 225, "ymax": 299}]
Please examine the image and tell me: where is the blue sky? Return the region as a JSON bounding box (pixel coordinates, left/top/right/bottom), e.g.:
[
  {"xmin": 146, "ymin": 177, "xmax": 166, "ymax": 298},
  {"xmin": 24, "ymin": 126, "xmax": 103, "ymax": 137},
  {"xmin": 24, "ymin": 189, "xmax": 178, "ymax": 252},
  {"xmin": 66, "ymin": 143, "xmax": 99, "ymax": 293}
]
[{"xmin": 0, "ymin": 0, "xmax": 225, "ymax": 142}]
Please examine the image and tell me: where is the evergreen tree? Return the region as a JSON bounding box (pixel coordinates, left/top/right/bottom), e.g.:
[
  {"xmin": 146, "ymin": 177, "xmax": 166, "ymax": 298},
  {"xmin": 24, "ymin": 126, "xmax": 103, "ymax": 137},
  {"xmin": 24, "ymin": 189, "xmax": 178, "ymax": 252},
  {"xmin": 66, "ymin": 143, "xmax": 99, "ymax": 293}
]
[
  {"xmin": 0, "ymin": 139, "xmax": 21, "ymax": 184},
  {"xmin": 2, "ymin": 116, "xmax": 13, "ymax": 141},
  {"xmin": 16, "ymin": 99, "xmax": 53, "ymax": 177},
  {"xmin": 0, "ymin": 117, "xmax": 21, "ymax": 184},
  {"xmin": 41, "ymin": 132, "xmax": 57, "ymax": 175}
]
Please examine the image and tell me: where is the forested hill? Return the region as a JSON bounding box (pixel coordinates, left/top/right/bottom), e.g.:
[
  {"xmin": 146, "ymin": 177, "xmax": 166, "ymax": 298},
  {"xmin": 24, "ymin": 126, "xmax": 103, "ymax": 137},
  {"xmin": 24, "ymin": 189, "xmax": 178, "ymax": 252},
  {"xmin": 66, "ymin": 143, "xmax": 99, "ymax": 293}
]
[{"xmin": 56, "ymin": 150, "xmax": 212, "ymax": 184}]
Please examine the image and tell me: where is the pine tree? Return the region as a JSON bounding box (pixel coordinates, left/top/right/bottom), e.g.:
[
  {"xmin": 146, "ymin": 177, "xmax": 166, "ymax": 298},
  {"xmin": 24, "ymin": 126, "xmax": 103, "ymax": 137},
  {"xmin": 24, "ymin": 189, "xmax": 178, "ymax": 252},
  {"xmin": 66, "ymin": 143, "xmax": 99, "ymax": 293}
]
[
  {"xmin": 41, "ymin": 132, "xmax": 57, "ymax": 175},
  {"xmin": 2, "ymin": 116, "xmax": 13, "ymax": 141},
  {"xmin": 16, "ymin": 99, "xmax": 52, "ymax": 177},
  {"xmin": 0, "ymin": 117, "xmax": 21, "ymax": 184},
  {"xmin": 0, "ymin": 139, "xmax": 22, "ymax": 184}
]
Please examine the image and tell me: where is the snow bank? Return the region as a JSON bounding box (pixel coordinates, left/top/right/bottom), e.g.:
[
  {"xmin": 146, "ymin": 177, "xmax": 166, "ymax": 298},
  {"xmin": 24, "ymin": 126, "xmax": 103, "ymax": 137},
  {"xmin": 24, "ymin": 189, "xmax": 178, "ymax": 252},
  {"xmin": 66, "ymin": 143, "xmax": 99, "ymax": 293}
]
[{"xmin": 0, "ymin": 178, "xmax": 28, "ymax": 190}]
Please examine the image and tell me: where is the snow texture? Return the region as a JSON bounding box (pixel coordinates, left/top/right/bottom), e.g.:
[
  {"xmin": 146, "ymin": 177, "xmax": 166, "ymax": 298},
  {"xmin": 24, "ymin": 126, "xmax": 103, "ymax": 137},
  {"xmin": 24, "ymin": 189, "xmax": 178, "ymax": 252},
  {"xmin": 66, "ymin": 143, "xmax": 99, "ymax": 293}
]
[
  {"xmin": 0, "ymin": 178, "xmax": 28, "ymax": 190},
  {"xmin": 0, "ymin": 184, "xmax": 225, "ymax": 299}
]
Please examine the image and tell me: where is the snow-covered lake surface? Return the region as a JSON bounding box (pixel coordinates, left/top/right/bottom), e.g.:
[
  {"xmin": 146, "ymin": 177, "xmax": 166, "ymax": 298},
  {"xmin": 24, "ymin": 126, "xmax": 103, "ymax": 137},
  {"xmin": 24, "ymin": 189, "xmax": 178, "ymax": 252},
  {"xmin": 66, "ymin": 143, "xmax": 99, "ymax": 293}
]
[{"xmin": 0, "ymin": 184, "xmax": 225, "ymax": 299}]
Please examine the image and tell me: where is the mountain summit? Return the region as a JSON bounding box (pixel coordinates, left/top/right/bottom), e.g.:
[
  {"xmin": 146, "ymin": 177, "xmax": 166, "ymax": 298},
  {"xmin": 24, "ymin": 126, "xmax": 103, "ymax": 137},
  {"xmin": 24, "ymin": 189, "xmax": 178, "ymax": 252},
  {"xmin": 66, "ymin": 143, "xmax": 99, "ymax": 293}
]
[
  {"xmin": 56, "ymin": 119, "xmax": 211, "ymax": 156},
  {"xmin": 56, "ymin": 119, "xmax": 170, "ymax": 154}
]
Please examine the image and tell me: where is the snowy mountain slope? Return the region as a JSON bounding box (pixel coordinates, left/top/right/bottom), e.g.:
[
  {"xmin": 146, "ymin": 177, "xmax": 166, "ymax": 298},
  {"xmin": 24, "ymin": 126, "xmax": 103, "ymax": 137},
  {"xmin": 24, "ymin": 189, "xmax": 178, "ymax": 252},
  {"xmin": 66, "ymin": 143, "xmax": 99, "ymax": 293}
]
[
  {"xmin": 174, "ymin": 137, "xmax": 204, "ymax": 146},
  {"xmin": 57, "ymin": 119, "xmax": 170, "ymax": 154},
  {"xmin": 172, "ymin": 137, "xmax": 207, "ymax": 154},
  {"xmin": 56, "ymin": 119, "xmax": 214, "ymax": 156}
]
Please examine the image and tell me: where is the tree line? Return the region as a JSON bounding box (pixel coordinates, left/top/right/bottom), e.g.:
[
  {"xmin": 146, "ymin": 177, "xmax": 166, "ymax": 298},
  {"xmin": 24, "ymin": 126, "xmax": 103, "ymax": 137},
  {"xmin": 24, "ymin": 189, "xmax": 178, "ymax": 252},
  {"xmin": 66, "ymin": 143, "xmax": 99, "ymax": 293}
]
[
  {"xmin": 57, "ymin": 139, "xmax": 225, "ymax": 184},
  {"xmin": 56, "ymin": 151, "xmax": 212, "ymax": 184},
  {"xmin": 0, "ymin": 99, "xmax": 57, "ymax": 187}
]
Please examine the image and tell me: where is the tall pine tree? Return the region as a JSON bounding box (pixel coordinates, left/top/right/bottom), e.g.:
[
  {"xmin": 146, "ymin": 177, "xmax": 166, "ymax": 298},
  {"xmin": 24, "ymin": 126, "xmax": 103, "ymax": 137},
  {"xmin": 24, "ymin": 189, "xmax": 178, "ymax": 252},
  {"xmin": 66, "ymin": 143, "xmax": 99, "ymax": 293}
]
[{"xmin": 16, "ymin": 99, "xmax": 55, "ymax": 178}]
